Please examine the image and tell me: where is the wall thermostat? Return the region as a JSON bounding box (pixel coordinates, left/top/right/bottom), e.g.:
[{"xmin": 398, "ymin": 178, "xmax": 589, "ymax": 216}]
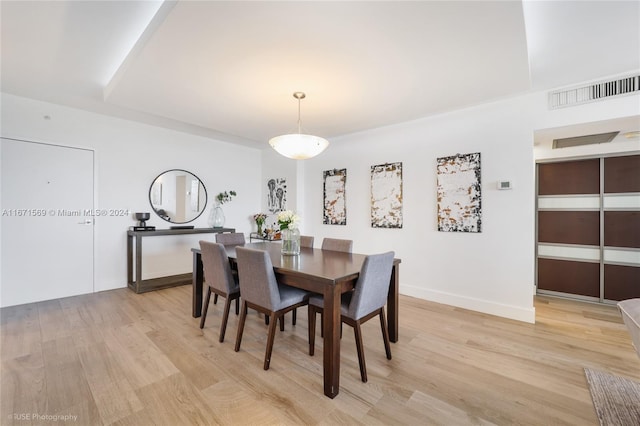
[{"xmin": 497, "ymin": 180, "xmax": 513, "ymax": 190}]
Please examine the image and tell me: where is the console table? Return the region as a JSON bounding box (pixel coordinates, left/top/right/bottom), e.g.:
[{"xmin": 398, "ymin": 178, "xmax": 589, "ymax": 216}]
[{"xmin": 127, "ymin": 227, "xmax": 235, "ymax": 293}]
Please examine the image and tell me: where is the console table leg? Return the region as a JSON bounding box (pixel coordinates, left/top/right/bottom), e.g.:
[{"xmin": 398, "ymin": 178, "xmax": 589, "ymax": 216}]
[{"xmin": 192, "ymin": 252, "xmax": 204, "ymax": 317}]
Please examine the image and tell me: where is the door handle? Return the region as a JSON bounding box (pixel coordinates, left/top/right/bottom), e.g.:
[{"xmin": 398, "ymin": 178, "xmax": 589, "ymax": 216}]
[{"xmin": 77, "ymin": 220, "xmax": 93, "ymax": 225}]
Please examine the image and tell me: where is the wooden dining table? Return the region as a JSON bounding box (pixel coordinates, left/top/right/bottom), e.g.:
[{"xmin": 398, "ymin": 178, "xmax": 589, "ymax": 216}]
[{"xmin": 190, "ymin": 241, "xmax": 401, "ymax": 399}]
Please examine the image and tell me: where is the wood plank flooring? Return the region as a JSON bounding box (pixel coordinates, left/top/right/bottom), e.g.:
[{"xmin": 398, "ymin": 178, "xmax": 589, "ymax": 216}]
[{"xmin": 1, "ymin": 287, "xmax": 639, "ymax": 425}]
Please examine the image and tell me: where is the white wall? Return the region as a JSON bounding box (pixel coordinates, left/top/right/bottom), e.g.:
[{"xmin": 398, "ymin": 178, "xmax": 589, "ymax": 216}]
[
  {"xmin": 2, "ymin": 84, "xmax": 637, "ymax": 314},
  {"xmin": 297, "ymin": 87, "xmax": 640, "ymax": 323},
  {"xmin": 1, "ymin": 93, "xmax": 262, "ymax": 299}
]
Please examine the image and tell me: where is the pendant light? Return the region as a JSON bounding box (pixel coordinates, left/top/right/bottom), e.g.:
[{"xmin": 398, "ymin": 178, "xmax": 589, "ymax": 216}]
[{"xmin": 269, "ymin": 92, "xmax": 329, "ymax": 160}]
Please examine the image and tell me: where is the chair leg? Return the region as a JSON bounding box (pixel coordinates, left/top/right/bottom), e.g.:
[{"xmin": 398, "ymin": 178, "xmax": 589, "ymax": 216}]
[
  {"xmin": 353, "ymin": 321, "xmax": 368, "ymax": 383},
  {"xmin": 234, "ymin": 301, "xmax": 248, "ymax": 352},
  {"xmin": 264, "ymin": 312, "xmax": 279, "ymax": 370},
  {"xmin": 213, "ymin": 293, "xmax": 218, "ymax": 304},
  {"xmin": 200, "ymin": 287, "xmax": 212, "ymax": 329},
  {"xmin": 279, "ymin": 316, "xmax": 285, "ymax": 332},
  {"xmin": 379, "ymin": 308, "xmax": 392, "ymax": 360},
  {"xmin": 308, "ymin": 305, "xmax": 317, "ymax": 356},
  {"xmin": 292, "ymin": 308, "xmax": 297, "ymax": 325},
  {"xmin": 219, "ymin": 296, "xmax": 233, "ymax": 343},
  {"xmin": 235, "ymin": 297, "xmax": 240, "ymax": 315}
]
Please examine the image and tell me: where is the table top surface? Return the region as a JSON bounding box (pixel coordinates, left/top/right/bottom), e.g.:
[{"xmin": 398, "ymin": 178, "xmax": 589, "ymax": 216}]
[
  {"xmin": 192, "ymin": 241, "xmax": 400, "ymax": 285},
  {"xmin": 129, "ymin": 227, "xmax": 235, "ymax": 236}
]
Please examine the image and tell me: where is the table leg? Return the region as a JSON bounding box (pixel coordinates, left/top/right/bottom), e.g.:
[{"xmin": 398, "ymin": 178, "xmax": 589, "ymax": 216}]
[
  {"xmin": 127, "ymin": 234, "xmax": 133, "ymax": 285},
  {"xmin": 323, "ymin": 283, "xmax": 341, "ymax": 398},
  {"xmin": 387, "ymin": 263, "xmax": 399, "ymax": 343},
  {"xmin": 135, "ymin": 235, "xmax": 142, "ymax": 293},
  {"xmin": 192, "ymin": 252, "xmax": 204, "ymax": 318}
]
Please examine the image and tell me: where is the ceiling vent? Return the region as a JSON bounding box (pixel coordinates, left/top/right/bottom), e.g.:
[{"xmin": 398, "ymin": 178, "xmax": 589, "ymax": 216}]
[
  {"xmin": 552, "ymin": 131, "xmax": 620, "ymax": 149},
  {"xmin": 549, "ymin": 74, "xmax": 639, "ymax": 109}
]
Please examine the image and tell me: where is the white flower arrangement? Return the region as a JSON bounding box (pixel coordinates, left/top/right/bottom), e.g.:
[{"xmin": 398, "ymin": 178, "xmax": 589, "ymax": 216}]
[{"xmin": 277, "ymin": 210, "xmax": 301, "ymax": 230}]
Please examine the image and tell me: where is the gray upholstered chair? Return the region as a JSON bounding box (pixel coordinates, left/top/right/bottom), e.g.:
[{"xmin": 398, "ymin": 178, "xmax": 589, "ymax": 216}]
[
  {"xmin": 308, "ymin": 251, "xmax": 395, "ymax": 382},
  {"xmin": 212, "ymin": 232, "xmax": 245, "ymax": 305},
  {"xmin": 234, "ymin": 247, "xmax": 310, "ymax": 370},
  {"xmin": 618, "ymin": 299, "xmax": 640, "ymax": 359},
  {"xmin": 215, "ymin": 232, "xmax": 246, "ymax": 246},
  {"xmin": 300, "ymin": 235, "xmax": 314, "ymax": 248},
  {"xmin": 199, "ymin": 241, "xmax": 241, "ymax": 343},
  {"xmin": 321, "ymin": 237, "xmax": 353, "ymax": 253}
]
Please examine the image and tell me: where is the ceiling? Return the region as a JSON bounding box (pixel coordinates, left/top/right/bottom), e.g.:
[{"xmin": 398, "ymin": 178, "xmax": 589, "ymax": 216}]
[{"xmin": 2, "ymin": 1, "xmax": 639, "ymax": 149}]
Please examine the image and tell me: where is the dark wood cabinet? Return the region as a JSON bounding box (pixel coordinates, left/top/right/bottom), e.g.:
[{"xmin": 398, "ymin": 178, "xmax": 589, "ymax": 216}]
[{"xmin": 536, "ymin": 154, "xmax": 640, "ymax": 302}]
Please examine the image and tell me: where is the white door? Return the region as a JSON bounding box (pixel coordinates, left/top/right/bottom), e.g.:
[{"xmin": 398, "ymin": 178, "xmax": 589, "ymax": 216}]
[{"xmin": 1, "ymin": 138, "xmax": 94, "ymax": 307}]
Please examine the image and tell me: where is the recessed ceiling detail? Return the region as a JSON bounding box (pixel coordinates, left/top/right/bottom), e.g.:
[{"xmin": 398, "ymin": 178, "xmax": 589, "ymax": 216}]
[
  {"xmin": 552, "ymin": 132, "xmax": 620, "ymax": 149},
  {"xmin": 1, "ymin": 1, "xmax": 639, "ymax": 148}
]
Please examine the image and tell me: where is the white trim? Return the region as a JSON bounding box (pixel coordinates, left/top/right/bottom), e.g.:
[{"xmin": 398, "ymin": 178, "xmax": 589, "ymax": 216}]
[
  {"xmin": 603, "ymin": 247, "xmax": 640, "ymax": 266},
  {"xmin": 538, "ymin": 244, "xmax": 600, "ymax": 262},
  {"xmin": 538, "ymin": 195, "xmax": 600, "ymax": 210},
  {"xmin": 401, "ymin": 285, "xmax": 536, "ymax": 324},
  {"xmin": 603, "ymin": 193, "xmax": 640, "ymax": 210}
]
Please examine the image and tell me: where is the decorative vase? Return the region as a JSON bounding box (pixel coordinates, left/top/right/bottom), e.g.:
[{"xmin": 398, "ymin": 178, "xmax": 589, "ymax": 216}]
[
  {"xmin": 280, "ymin": 227, "xmax": 300, "ymax": 255},
  {"xmin": 208, "ymin": 204, "xmax": 225, "ymax": 228},
  {"xmin": 256, "ymin": 222, "xmax": 263, "ymax": 236}
]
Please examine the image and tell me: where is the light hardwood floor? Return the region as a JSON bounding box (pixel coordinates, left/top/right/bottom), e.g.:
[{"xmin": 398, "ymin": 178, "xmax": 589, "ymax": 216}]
[{"xmin": 1, "ymin": 286, "xmax": 639, "ymax": 425}]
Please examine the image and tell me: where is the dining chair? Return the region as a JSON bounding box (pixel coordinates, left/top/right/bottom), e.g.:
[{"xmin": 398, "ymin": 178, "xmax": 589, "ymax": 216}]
[
  {"xmin": 215, "ymin": 232, "xmax": 246, "ymax": 246},
  {"xmin": 308, "ymin": 251, "xmax": 395, "ymax": 382},
  {"xmin": 234, "ymin": 246, "xmax": 310, "ymax": 370},
  {"xmin": 280, "ymin": 234, "xmax": 314, "ymax": 326},
  {"xmin": 212, "ymin": 232, "xmax": 245, "ymax": 305},
  {"xmin": 300, "ymin": 235, "xmax": 314, "ymax": 248},
  {"xmin": 321, "ymin": 237, "xmax": 353, "ymax": 253},
  {"xmin": 198, "ymin": 241, "xmax": 241, "ymax": 343}
]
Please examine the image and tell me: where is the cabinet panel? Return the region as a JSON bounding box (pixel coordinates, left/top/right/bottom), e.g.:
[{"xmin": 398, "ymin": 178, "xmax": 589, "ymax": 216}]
[
  {"xmin": 604, "ymin": 155, "xmax": 640, "ymax": 193},
  {"xmin": 604, "ymin": 265, "xmax": 640, "ymax": 301},
  {"xmin": 538, "ymin": 159, "xmax": 600, "ymax": 195},
  {"xmin": 538, "ymin": 211, "xmax": 600, "ymax": 246},
  {"xmin": 538, "ymin": 258, "xmax": 600, "ymax": 297},
  {"xmin": 604, "ymin": 211, "xmax": 640, "ymax": 248}
]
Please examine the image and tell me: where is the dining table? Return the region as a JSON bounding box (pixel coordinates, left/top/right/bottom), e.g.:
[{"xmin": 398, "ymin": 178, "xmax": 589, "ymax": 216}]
[{"xmin": 190, "ymin": 241, "xmax": 401, "ymax": 399}]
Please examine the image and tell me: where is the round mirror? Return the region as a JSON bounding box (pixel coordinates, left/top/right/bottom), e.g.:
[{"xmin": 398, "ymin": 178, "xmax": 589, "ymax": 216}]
[{"xmin": 149, "ymin": 169, "xmax": 208, "ymax": 224}]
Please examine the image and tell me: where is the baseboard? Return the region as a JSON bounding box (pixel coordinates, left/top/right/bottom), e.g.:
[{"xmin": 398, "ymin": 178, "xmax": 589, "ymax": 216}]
[{"xmin": 400, "ymin": 284, "xmax": 536, "ymax": 324}]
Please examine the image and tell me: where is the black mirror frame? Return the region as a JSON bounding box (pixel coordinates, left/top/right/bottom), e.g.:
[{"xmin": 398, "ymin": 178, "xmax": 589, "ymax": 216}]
[{"xmin": 148, "ymin": 169, "xmax": 208, "ymax": 224}]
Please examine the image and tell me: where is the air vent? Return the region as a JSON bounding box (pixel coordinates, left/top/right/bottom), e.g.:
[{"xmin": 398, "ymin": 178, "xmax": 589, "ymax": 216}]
[
  {"xmin": 549, "ymin": 74, "xmax": 640, "ymax": 109},
  {"xmin": 552, "ymin": 131, "xmax": 620, "ymax": 149}
]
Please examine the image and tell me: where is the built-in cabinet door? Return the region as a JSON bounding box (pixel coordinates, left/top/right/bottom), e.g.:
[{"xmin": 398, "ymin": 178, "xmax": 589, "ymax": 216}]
[
  {"xmin": 603, "ymin": 155, "xmax": 640, "ymax": 300},
  {"xmin": 536, "ymin": 154, "xmax": 640, "ymax": 302}
]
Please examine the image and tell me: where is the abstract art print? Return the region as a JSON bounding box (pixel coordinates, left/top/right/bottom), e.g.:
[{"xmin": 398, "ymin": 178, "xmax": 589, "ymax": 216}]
[
  {"xmin": 323, "ymin": 169, "xmax": 347, "ymax": 225},
  {"xmin": 267, "ymin": 178, "xmax": 287, "ymax": 213},
  {"xmin": 371, "ymin": 162, "xmax": 403, "ymax": 228},
  {"xmin": 437, "ymin": 152, "xmax": 482, "ymax": 232}
]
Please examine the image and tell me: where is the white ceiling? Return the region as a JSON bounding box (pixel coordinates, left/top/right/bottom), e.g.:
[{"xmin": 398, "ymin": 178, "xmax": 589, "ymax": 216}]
[{"xmin": 2, "ymin": 1, "xmax": 639, "ymax": 149}]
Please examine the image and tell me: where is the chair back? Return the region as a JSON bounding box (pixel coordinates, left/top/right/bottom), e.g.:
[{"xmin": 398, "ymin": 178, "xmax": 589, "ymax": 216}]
[
  {"xmin": 347, "ymin": 251, "xmax": 395, "ymax": 320},
  {"xmin": 215, "ymin": 232, "xmax": 245, "ymax": 246},
  {"xmin": 300, "ymin": 235, "xmax": 314, "ymax": 248},
  {"xmin": 321, "ymin": 237, "xmax": 352, "ymax": 253},
  {"xmin": 235, "ymin": 247, "xmax": 280, "ymax": 311},
  {"xmin": 199, "ymin": 241, "xmax": 237, "ymax": 293}
]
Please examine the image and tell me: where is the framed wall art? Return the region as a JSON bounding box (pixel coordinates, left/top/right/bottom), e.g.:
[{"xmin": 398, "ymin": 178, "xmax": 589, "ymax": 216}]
[
  {"xmin": 323, "ymin": 168, "xmax": 347, "ymax": 225},
  {"xmin": 371, "ymin": 162, "xmax": 403, "ymax": 228},
  {"xmin": 267, "ymin": 178, "xmax": 287, "ymax": 213},
  {"xmin": 436, "ymin": 152, "xmax": 482, "ymax": 232}
]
